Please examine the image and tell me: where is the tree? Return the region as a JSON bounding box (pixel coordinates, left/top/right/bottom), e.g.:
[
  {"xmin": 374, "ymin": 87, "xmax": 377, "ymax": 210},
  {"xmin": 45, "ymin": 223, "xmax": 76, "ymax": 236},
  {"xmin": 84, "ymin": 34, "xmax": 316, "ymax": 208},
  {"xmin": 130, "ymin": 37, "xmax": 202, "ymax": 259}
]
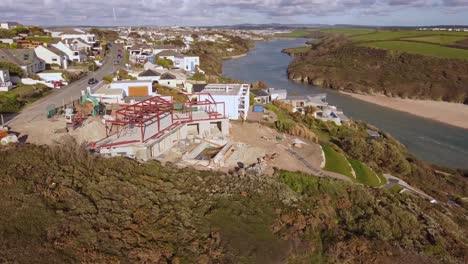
[
  {"xmin": 156, "ymin": 58, "xmax": 173, "ymax": 69},
  {"xmin": 28, "ymin": 26, "xmax": 46, "ymax": 36},
  {"xmin": 0, "ymin": 29, "xmax": 15, "ymax": 39},
  {"xmin": 12, "ymin": 26, "xmax": 29, "ymax": 35},
  {"xmin": 0, "ymin": 61, "xmax": 24, "ymax": 77}
]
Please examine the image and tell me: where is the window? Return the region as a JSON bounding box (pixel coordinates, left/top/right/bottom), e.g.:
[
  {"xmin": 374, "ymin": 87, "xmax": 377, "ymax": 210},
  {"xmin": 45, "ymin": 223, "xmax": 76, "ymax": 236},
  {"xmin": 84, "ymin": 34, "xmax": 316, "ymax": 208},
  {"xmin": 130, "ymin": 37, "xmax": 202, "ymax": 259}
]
[{"xmin": 52, "ymin": 58, "xmax": 57, "ymax": 62}]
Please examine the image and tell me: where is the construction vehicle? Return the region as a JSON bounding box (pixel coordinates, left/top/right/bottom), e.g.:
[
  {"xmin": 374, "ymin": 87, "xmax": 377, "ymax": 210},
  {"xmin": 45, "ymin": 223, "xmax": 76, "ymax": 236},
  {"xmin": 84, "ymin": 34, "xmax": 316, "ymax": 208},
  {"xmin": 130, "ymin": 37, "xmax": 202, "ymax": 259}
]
[{"xmin": 65, "ymin": 108, "xmax": 84, "ymax": 129}]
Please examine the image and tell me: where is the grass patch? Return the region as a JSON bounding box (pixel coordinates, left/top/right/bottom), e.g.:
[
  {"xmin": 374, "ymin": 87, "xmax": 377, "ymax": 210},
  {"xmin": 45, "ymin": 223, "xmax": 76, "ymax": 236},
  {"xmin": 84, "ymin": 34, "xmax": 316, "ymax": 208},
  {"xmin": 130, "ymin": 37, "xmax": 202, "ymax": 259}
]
[
  {"xmin": 348, "ymin": 159, "xmax": 383, "ymax": 187},
  {"xmin": 322, "ymin": 144, "xmax": 354, "ymax": 178},
  {"xmin": 351, "ymin": 30, "xmax": 468, "ymax": 42},
  {"xmin": 283, "ymin": 46, "xmax": 310, "ymax": 55},
  {"xmin": 360, "ymin": 41, "xmax": 468, "ymax": 60},
  {"xmin": 155, "ymin": 85, "xmax": 187, "ymax": 103},
  {"xmin": 388, "ymin": 184, "xmax": 404, "ymax": 194},
  {"xmin": 320, "ymin": 28, "xmax": 376, "ymax": 36},
  {"xmin": 25, "ymin": 36, "xmax": 61, "ymax": 43},
  {"xmin": 403, "ymin": 35, "xmax": 468, "ymax": 44}
]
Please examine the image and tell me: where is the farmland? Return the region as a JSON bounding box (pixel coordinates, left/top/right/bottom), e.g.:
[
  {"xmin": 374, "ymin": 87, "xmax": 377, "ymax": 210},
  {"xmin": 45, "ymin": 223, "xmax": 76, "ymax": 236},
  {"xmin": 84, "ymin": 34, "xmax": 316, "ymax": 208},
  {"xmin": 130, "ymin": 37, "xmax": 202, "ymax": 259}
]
[
  {"xmin": 403, "ymin": 35, "xmax": 467, "ymax": 44},
  {"xmin": 360, "ymin": 41, "xmax": 468, "ymax": 60},
  {"xmin": 320, "ymin": 28, "xmax": 375, "ymax": 36},
  {"xmin": 351, "ymin": 30, "xmax": 468, "ymax": 42}
]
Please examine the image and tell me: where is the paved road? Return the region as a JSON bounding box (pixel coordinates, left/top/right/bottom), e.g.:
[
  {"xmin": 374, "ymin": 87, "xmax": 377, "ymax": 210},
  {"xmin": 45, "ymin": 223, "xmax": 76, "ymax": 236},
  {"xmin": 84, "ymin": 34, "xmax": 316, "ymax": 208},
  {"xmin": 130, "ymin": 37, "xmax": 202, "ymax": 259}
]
[{"xmin": 6, "ymin": 43, "xmax": 124, "ymax": 127}]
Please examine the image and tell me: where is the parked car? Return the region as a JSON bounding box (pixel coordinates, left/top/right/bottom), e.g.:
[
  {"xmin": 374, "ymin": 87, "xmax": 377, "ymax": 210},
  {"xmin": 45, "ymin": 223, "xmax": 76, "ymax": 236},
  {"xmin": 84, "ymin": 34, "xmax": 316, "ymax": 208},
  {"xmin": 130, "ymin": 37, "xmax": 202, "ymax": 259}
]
[
  {"xmin": 52, "ymin": 81, "xmax": 64, "ymax": 87},
  {"xmin": 88, "ymin": 78, "xmax": 98, "ymax": 85}
]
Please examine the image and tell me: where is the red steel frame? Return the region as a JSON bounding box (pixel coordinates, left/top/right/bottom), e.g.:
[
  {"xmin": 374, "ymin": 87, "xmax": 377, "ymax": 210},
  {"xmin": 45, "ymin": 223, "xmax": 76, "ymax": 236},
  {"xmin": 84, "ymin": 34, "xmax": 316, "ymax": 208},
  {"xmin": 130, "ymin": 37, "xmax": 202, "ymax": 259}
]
[{"xmin": 99, "ymin": 93, "xmax": 226, "ymax": 148}]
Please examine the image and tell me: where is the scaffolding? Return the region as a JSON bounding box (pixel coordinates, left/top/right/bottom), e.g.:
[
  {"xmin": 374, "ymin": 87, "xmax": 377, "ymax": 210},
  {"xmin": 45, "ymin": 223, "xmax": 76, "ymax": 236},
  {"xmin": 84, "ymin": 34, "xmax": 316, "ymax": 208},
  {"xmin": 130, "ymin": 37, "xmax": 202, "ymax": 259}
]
[{"xmin": 97, "ymin": 93, "xmax": 226, "ymax": 148}]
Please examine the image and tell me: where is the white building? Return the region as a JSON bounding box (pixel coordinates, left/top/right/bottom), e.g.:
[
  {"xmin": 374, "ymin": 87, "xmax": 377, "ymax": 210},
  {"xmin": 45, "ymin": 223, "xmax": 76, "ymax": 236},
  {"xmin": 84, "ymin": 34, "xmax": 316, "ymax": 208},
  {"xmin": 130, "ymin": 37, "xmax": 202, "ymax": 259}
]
[
  {"xmin": 34, "ymin": 45, "xmax": 69, "ymax": 69},
  {"xmin": 109, "ymin": 80, "xmax": 154, "ymax": 97},
  {"xmin": 197, "ymin": 83, "xmax": 250, "ymax": 120},
  {"xmin": 52, "ymin": 28, "xmax": 96, "ymax": 44},
  {"xmin": 52, "ymin": 41, "xmax": 87, "ymax": 62},
  {"xmin": 158, "ymin": 71, "xmax": 187, "ymax": 89},
  {"xmin": 137, "ymin": 69, "xmax": 161, "ymax": 82},
  {"xmin": 0, "ymin": 69, "xmax": 13, "ymax": 91},
  {"xmin": 155, "ymin": 50, "xmax": 200, "ymax": 72},
  {"xmin": 269, "ymin": 88, "xmax": 287, "ymax": 100},
  {"xmin": 0, "ymin": 22, "xmax": 19, "ymax": 30}
]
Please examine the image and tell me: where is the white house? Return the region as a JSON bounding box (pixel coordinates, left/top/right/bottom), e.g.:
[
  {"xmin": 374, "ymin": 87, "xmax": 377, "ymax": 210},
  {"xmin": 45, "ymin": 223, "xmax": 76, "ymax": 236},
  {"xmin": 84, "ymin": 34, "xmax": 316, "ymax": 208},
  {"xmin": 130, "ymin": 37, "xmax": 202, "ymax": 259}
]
[
  {"xmin": 0, "ymin": 69, "xmax": 13, "ymax": 91},
  {"xmin": 66, "ymin": 38, "xmax": 92, "ymax": 51},
  {"xmin": 158, "ymin": 71, "xmax": 187, "ymax": 89},
  {"xmin": 197, "ymin": 83, "xmax": 250, "ymax": 120},
  {"xmin": 35, "ymin": 45, "xmax": 69, "ymax": 69},
  {"xmin": 0, "ymin": 39, "xmax": 14, "ymax": 45},
  {"xmin": 174, "ymin": 56, "xmax": 200, "ymax": 72},
  {"xmin": 0, "ymin": 22, "xmax": 19, "ymax": 30},
  {"xmin": 109, "ymin": 80, "xmax": 154, "ymax": 97},
  {"xmin": 137, "ymin": 69, "xmax": 162, "ymax": 82},
  {"xmin": 269, "ymin": 88, "xmax": 288, "ymax": 100},
  {"xmin": 53, "ymin": 41, "xmax": 87, "ymax": 62},
  {"xmin": 53, "ymin": 28, "xmax": 96, "ymax": 44}
]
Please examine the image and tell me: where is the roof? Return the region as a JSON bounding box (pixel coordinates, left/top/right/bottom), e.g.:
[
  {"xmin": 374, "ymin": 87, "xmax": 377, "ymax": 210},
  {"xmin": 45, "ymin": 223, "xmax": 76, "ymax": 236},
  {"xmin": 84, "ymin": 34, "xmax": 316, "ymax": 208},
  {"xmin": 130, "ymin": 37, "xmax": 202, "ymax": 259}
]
[
  {"xmin": 154, "ymin": 45, "xmax": 177, "ymax": 49},
  {"xmin": 130, "ymin": 44, "xmax": 150, "ymax": 50},
  {"xmin": 160, "ymin": 72, "xmax": 176, "ymax": 80},
  {"xmin": 201, "ymin": 83, "xmax": 247, "ymax": 96},
  {"xmin": 138, "ymin": 69, "xmax": 161, "ymax": 77},
  {"xmin": 155, "ymin": 50, "xmax": 183, "ymax": 57},
  {"xmin": 0, "ymin": 48, "xmax": 42, "ymax": 66},
  {"xmin": 112, "ymin": 80, "xmax": 153, "ymax": 84},
  {"xmin": 43, "ymin": 45, "xmax": 67, "ymax": 57},
  {"xmin": 192, "ymin": 84, "xmax": 207, "ymax": 93}
]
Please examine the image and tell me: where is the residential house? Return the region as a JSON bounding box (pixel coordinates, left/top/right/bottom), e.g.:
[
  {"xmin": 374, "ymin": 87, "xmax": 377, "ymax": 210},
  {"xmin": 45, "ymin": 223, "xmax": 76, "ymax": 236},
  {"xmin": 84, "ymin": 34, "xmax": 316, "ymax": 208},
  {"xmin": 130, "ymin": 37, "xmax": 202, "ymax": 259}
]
[
  {"xmin": 251, "ymin": 89, "xmax": 270, "ymax": 104},
  {"xmin": 130, "ymin": 44, "xmax": 153, "ymax": 63},
  {"xmin": 268, "ymin": 88, "xmax": 287, "ymax": 100},
  {"xmin": 110, "ymin": 80, "xmax": 155, "ymax": 97},
  {"xmin": 53, "ymin": 28, "xmax": 96, "ymax": 44},
  {"xmin": 0, "ymin": 48, "xmax": 45, "ymax": 76},
  {"xmin": 153, "ymin": 45, "xmax": 178, "ymax": 55},
  {"xmin": 35, "ymin": 45, "xmax": 69, "ymax": 69},
  {"xmin": 0, "ymin": 22, "xmax": 19, "ymax": 30},
  {"xmin": 0, "ymin": 69, "xmax": 13, "ymax": 91},
  {"xmin": 155, "ymin": 50, "xmax": 200, "ymax": 72},
  {"xmin": 137, "ymin": 69, "xmax": 162, "ymax": 82},
  {"xmin": 67, "ymin": 38, "xmax": 92, "ymax": 52},
  {"xmin": 53, "ymin": 41, "xmax": 87, "ymax": 62},
  {"xmin": 159, "ymin": 70, "xmax": 187, "ymax": 89},
  {"xmin": 196, "ymin": 83, "xmax": 250, "ymax": 120}
]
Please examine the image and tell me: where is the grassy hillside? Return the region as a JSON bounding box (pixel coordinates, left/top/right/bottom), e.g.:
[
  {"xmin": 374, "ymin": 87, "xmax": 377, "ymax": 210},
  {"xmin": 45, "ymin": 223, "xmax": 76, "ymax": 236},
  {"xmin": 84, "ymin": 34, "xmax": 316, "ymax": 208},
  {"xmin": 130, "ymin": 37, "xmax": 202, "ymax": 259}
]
[
  {"xmin": 320, "ymin": 28, "xmax": 375, "ymax": 36},
  {"xmin": 348, "ymin": 159, "xmax": 386, "ymax": 187},
  {"xmin": 351, "ymin": 30, "xmax": 468, "ymax": 42},
  {"xmin": 360, "ymin": 41, "xmax": 468, "ymax": 60},
  {"xmin": 322, "ymin": 144, "xmax": 354, "ymax": 178},
  {"xmin": 403, "ymin": 35, "xmax": 467, "ymax": 44},
  {"xmin": 0, "ymin": 143, "xmax": 467, "ymax": 263},
  {"xmin": 287, "ymin": 35, "xmax": 468, "ymax": 103}
]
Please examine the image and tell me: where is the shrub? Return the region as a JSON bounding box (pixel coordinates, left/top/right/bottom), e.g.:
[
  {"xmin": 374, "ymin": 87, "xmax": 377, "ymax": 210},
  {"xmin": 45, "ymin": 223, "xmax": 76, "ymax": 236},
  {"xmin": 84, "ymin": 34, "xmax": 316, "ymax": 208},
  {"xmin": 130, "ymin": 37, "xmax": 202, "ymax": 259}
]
[
  {"xmin": 102, "ymin": 75, "xmax": 113, "ymax": 84},
  {"xmin": 0, "ymin": 93, "xmax": 21, "ymax": 113}
]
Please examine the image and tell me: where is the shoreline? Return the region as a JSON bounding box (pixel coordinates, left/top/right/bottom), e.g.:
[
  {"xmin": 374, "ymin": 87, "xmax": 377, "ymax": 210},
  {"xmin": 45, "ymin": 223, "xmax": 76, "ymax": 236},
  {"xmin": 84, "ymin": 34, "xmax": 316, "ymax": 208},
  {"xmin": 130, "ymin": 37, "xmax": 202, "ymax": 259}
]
[
  {"xmin": 222, "ymin": 53, "xmax": 248, "ymax": 60},
  {"xmin": 341, "ymin": 91, "xmax": 468, "ymax": 130}
]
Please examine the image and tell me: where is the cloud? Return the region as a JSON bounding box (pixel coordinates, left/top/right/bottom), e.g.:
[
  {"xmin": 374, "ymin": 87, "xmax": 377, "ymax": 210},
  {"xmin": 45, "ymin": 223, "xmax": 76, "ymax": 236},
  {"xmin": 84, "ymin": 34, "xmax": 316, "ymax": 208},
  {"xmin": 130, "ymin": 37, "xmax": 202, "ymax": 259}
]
[{"xmin": 2, "ymin": 0, "xmax": 467, "ymax": 25}]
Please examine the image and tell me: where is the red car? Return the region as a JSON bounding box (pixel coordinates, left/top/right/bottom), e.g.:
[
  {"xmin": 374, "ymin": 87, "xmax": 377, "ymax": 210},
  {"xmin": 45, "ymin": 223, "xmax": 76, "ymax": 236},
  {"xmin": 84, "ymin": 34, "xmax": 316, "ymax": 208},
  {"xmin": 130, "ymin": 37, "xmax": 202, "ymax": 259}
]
[{"xmin": 52, "ymin": 81, "xmax": 64, "ymax": 87}]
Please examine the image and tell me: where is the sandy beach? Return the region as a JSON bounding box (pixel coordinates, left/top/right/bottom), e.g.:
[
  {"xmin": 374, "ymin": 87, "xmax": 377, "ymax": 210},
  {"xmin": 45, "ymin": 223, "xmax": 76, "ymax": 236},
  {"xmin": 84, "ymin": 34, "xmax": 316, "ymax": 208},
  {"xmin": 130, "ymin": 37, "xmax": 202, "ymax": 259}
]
[{"xmin": 341, "ymin": 92, "xmax": 468, "ymax": 130}]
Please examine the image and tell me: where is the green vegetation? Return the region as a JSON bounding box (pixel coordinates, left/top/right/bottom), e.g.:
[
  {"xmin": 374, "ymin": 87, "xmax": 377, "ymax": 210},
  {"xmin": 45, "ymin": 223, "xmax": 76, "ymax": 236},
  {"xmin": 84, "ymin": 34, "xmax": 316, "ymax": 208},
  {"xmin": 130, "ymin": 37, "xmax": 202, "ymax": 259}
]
[
  {"xmin": 102, "ymin": 75, "xmax": 113, "ymax": 84},
  {"xmin": 0, "ymin": 84, "xmax": 51, "ymax": 113},
  {"xmin": 89, "ymin": 28, "xmax": 119, "ymax": 41},
  {"xmin": 403, "ymin": 35, "xmax": 467, "ymax": 44},
  {"xmin": 188, "ymin": 71, "xmax": 206, "ymax": 81},
  {"xmin": 351, "ymin": 30, "xmax": 468, "ymax": 42},
  {"xmin": 154, "ymin": 85, "xmax": 187, "ymax": 103},
  {"xmin": 25, "ymin": 36, "xmax": 61, "ymax": 43},
  {"xmin": 361, "ymin": 41, "xmax": 468, "ymax": 60},
  {"xmin": 348, "ymin": 159, "xmax": 384, "ymax": 187},
  {"xmin": 321, "ymin": 28, "xmax": 375, "ymax": 36},
  {"xmin": 322, "ymin": 144, "xmax": 354, "ymax": 178},
  {"xmin": 155, "ymin": 57, "xmax": 173, "ymax": 69},
  {"xmin": 117, "ymin": 69, "xmax": 136, "ymax": 81},
  {"xmin": 0, "ymin": 61, "xmax": 24, "ymax": 77},
  {"xmin": 281, "ymin": 46, "xmax": 310, "ymax": 56},
  {"xmin": 0, "ymin": 143, "xmax": 467, "ymax": 263}
]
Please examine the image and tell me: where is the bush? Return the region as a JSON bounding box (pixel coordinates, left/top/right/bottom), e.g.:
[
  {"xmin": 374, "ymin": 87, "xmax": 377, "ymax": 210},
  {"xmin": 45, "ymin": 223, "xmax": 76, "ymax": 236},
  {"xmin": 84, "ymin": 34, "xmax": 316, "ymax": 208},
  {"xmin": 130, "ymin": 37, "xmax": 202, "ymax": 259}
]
[
  {"xmin": 0, "ymin": 93, "xmax": 22, "ymax": 113},
  {"xmin": 156, "ymin": 58, "xmax": 173, "ymax": 69},
  {"xmin": 102, "ymin": 75, "xmax": 113, "ymax": 84}
]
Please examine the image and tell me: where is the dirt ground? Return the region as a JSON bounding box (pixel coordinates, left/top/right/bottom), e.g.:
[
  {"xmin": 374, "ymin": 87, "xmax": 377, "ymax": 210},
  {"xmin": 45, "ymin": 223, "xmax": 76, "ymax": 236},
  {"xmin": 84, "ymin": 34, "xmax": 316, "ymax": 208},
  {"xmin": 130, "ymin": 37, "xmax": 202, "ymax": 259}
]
[
  {"xmin": 229, "ymin": 121, "xmax": 323, "ymax": 175},
  {"xmin": 11, "ymin": 115, "xmax": 106, "ymax": 146}
]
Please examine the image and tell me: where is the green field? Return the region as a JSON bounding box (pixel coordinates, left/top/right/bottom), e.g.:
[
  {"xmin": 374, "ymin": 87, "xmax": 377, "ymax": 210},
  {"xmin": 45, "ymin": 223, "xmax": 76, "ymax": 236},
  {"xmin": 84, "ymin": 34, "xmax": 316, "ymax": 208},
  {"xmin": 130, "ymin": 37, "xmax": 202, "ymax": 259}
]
[
  {"xmin": 348, "ymin": 159, "xmax": 385, "ymax": 187},
  {"xmin": 403, "ymin": 35, "xmax": 467, "ymax": 44},
  {"xmin": 322, "ymin": 144, "xmax": 354, "ymax": 178},
  {"xmin": 351, "ymin": 30, "xmax": 468, "ymax": 42},
  {"xmin": 360, "ymin": 41, "xmax": 468, "ymax": 60},
  {"xmin": 283, "ymin": 46, "xmax": 310, "ymax": 55},
  {"xmin": 320, "ymin": 28, "xmax": 375, "ymax": 36}
]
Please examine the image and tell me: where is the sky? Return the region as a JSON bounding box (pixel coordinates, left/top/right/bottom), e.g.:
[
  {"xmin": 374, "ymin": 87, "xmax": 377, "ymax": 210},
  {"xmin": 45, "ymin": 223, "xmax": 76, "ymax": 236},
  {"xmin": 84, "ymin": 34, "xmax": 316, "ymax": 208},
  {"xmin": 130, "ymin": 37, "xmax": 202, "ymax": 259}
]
[{"xmin": 2, "ymin": 0, "xmax": 468, "ymax": 27}]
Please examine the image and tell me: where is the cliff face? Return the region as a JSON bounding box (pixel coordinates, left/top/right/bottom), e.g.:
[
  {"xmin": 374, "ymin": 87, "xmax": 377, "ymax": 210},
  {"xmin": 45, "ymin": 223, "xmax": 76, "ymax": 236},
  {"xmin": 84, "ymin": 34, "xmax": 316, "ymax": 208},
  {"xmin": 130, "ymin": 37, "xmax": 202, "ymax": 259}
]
[{"xmin": 287, "ymin": 38, "xmax": 468, "ymax": 104}]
